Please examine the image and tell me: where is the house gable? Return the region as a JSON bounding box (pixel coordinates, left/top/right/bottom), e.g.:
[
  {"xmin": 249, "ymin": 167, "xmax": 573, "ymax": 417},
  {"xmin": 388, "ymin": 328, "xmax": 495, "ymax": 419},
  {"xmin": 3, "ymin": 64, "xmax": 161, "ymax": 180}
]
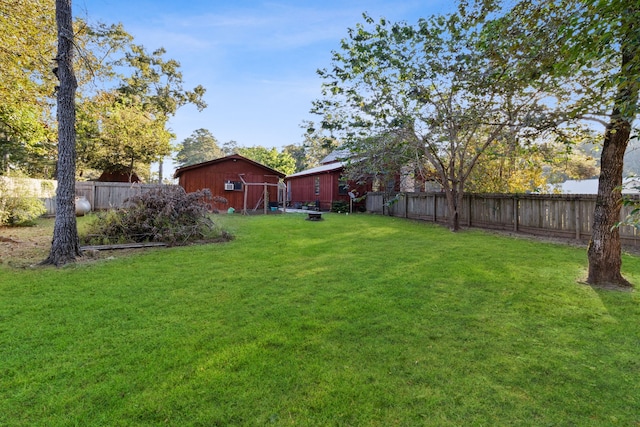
[{"xmin": 174, "ymin": 154, "xmax": 285, "ymax": 180}]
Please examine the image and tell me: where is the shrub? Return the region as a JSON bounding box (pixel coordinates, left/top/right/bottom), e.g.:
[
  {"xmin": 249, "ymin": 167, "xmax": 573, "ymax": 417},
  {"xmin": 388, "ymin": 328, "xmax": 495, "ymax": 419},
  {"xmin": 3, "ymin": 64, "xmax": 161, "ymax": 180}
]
[
  {"xmin": 331, "ymin": 200, "xmax": 349, "ymax": 213},
  {"xmin": 0, "ymin": 178, "xmax": 47, "ymax": 226},
  {"xmin": 82, "ymin": 186, "xmax": 229, "ymax": 245}
]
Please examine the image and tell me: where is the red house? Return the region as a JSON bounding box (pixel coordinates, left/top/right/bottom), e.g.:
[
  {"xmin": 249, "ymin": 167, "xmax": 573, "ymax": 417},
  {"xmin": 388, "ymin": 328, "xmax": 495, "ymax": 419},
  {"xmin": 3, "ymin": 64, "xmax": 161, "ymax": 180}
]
[
  {"xmin": 285, "ymin": 151, "xmax": 371, "ymax": 211},
  {"xmin": 174, "ymin": 154, "xmax": 286, "ymax": 213}
]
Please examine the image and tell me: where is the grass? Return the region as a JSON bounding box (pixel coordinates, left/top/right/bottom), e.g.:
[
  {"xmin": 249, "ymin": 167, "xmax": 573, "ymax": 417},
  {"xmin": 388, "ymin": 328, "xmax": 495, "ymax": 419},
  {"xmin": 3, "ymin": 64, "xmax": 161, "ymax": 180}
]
[{"xmin": 1, "ymin": 213, "xmax": 639, "ymax": 426}]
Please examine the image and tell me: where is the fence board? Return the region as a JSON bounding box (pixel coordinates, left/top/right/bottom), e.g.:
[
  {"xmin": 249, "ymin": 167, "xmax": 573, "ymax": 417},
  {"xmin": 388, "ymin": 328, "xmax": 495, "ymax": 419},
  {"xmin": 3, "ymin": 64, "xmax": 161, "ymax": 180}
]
[
  {"xmin": 75, "ymin": 182, "xmax": 170, "ymax": 211},
  {"xmin": 366, "ymin": 192, "xmax": 640, "ymax": 246},
  {"xmin": 13, "ymin": 181, "xmax": 170, "ymax": 216}
]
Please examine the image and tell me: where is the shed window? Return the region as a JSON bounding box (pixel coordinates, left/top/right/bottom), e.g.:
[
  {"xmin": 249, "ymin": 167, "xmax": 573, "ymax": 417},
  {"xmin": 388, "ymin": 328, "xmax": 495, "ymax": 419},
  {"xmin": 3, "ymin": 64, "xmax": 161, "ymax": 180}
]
[
  {"xmin": 314, "ymin": 176, "xmax": 320, "ymax": 195},
  {"xmin": 338, "ymin": 178, "xmax": 349, "ymax": 195}
]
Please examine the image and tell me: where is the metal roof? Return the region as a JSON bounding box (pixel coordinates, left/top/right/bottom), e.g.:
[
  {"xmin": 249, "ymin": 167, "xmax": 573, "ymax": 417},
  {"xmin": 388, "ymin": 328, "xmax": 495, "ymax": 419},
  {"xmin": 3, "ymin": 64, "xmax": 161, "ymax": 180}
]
[
  {"xmin": 319, "ymin": 149, "xmax": 351, "ymax": 164},
  {"xmin": 285, "ymin": 161, "xmax": 346, "ymax": 178}
]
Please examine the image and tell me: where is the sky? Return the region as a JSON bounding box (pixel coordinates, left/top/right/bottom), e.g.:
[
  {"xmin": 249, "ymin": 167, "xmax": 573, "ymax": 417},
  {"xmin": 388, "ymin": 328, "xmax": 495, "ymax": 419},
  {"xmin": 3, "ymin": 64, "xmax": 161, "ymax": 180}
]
[{"xmin": 76, "ymin": 0, "xmax": 455, "ymax": 177}]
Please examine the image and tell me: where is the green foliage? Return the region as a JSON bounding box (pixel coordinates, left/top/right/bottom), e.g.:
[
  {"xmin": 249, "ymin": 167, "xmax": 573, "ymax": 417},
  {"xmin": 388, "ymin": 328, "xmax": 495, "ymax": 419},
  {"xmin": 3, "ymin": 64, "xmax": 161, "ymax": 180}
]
[
  {"xmin": 76, "ymin": 91, "xmax": 174, "ymax": 175},
  {"xmin": 117, "ymin": 44, "xmax": 207, "ymax": 116},
  {"xmin": 82, "ymin": 186, "xmax": 220, "ymax": 245},
  {"xmin": 0, "ymin": 178, "xmax": 46, "ymax": 226},
  {"xmin": 331, "ymin": 200, "xmax": 349, "ymax": 213},
  {"xmin": 488, "ymin": 0, "xmax": 638, "ymax": 122},
  {"xmin": 73, "ymin": 23, "xmax": 207, "ymax": 177},
  {"xmin": 0, "ymin": 4, "xmax": 208, "ymax": 178},
  {"xmin": 298, "ymin": 120, "xmax": 342, "ymax": 169},
  {"xmin": 174, "ymin": 128, "xmax": 225, "ymax": 168},
  {"xmin": 617, "ymin": 190, "xmax": 640, "ymax": 230},
  {"xmin": 314, "ymin": 5, "xmax": 557, "ymax": 230},
  {"xmin": 236, "ymin": 145, "xmax": 297, "ymax": 175},
  {"xmin": 466, "ymin": 138, "xmax": 600, "ymax": 193},
  {"xmin": 0, "ymin": 0, "xmax": 57, "ymax": 176},
  {"xmin": 474, "ymin": 0, "xmax": 639, "ymax": 285},
  {"xmin": 2, "ymin": 215, "xmax": 640, "ymax": 425}
]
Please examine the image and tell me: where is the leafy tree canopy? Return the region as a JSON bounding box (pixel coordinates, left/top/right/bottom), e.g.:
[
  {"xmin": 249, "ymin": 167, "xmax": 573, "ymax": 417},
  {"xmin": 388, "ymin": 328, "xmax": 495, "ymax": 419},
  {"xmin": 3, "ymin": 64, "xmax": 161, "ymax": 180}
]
[
  {"xmin": 237, "ymin": 146, "xmax": 296, "ymax": 176},
  {"xmin": 0, "ymin": 0, "xmax": 58, "ymax": 176},
  {"xmin": 175, "ymin": 128, "xmax": 225, "ymax": 168},
  {"xmin": 74, "ymin": 24, "xmax": 207, "ymax": 181},
  {"xmin": 313, "ymin": 5, "xmax": 559, "ymax": 230},
  {"xmin": 488, "ymin": 0, "xmax": 639, "ymax": 288}
]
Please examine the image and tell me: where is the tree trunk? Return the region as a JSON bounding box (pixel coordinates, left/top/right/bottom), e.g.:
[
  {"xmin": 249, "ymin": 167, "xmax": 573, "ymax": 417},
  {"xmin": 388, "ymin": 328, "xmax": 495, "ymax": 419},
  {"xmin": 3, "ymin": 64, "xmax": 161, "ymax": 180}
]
[
  {"xmin": 586, "ymin": 115, "xmax": 632, "ymax": 288},
  {"xmin": 42, "ymin": 0, "xmax": 81, "ymax": 266},
  {"xmin": 444, "ymin": 186, "xmax": 462, "ymax": 231},
  {"xmin": 586, "ymin": 32, "xmax": 638, "ymax": 288}
]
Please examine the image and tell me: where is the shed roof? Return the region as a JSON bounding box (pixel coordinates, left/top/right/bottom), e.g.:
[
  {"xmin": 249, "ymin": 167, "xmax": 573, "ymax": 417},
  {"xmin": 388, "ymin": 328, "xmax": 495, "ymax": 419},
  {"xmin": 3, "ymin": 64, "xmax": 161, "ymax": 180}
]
[
  {"xmin": 286, "ymin": 161, "xmax": 346, "ymax": 179},
  {"xmin": 174, "ymin": 153, "xmax": 286, "ymax": 179},
  {"xmin": 320, "ymin": 149, "xmax": 351, "ymax": 164}
]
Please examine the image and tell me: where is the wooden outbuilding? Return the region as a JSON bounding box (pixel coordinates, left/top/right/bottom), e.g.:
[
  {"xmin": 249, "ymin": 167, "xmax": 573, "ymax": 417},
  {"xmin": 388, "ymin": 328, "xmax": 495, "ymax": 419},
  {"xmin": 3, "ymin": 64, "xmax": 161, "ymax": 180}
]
[
  {"xmin": 285, "ymin": 151, "xmax": 372, "ymax": 211},
  {"xmin": 174, "ymin": 154, "xmax": 286, "ymax": 214}
]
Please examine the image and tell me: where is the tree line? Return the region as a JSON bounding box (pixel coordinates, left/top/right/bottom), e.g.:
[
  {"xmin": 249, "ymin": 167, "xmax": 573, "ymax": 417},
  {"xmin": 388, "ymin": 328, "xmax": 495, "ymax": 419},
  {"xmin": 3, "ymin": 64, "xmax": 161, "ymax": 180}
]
[{"xmin": 1, "ymin": 1, "xmax": 603, "ymax": 184}]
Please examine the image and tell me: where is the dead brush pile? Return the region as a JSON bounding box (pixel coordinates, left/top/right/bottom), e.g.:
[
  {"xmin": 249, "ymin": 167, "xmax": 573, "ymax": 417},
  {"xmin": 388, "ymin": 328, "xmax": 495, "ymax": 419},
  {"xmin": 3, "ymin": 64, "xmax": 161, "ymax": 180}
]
[{"xmin": 82, "ymin": 186, "xmax": 231, "ymax": 246}]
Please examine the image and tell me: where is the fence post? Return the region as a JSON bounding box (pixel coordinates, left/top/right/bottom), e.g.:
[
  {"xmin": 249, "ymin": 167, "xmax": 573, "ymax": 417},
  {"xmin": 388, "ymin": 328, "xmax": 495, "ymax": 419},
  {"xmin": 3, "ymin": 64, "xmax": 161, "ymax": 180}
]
[
  {"xmin": 575, "ymin": 198, "xmax": 581, "ymax": 240},
  {"xmin": 513, "ymin": 195, "xmax": 519, "ymax": 232},
  {"xmin": 433, "ymin": 194, "xmax": 437, "ymax": 223},
  {"xmin": 405, "ymin": 193, "xmax": 409, "ymax": 218}
]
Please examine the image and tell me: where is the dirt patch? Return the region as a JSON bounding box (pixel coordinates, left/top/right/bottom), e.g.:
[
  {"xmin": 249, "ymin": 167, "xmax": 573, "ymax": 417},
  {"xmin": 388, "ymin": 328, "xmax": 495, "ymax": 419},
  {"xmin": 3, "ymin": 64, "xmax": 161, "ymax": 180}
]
[
  {"xmin": 0, "ymin": 225, "xmax": 52, "ymax": 268},
  {"xmin": 0, "ymin": 220, "xmax": 130, "ymax": 268},
  {"xmin": 1, "ymin": 219, "xmax": 231, "ymax": 269}
]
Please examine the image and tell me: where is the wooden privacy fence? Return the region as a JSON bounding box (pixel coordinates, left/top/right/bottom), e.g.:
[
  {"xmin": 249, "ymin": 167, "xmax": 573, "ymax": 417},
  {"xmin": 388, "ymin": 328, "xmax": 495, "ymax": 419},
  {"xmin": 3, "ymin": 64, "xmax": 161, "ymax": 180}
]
[
  {"xmin": 43, "ymin": 182, "xmax": 169, "ymax": 215},
  {"xmin": 75, "ymin": 182, "xmax": 169, "ymax": 212},
  {"xmin": 366, "ymin": 192, "xmax": 640, "ymax": 247},
  {"xmin": 2, "ymin": 178, "xmax": 177, "ymax": 215}
]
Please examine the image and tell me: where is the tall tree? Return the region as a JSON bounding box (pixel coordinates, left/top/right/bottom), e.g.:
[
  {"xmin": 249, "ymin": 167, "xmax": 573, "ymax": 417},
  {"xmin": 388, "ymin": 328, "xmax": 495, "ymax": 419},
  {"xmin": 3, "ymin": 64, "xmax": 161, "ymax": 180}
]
[
  {"xmin": 75, "ymin": 33, "xmax": 207, "ymax": 181},
  {"xmin": 492, "ymin": 0, "xmax": 639, "ymax": 287},
  {"xmin": 466, "ymin": 135, "xmax": 599, "ymax": 194},
  {"xmin": 585, "ymin": 2, "xmax": 639, "ymax": 288},
  {"xmin": 301, "ymin": 120, "xmax": 341, "ymax": 167},
  {"xmin": 77, "ymin": 90, "xmax": 173, "ymax": 181},
  {"xmin": 175, "ymin": 128, "xmax": 224, "ymax": 168},
  {"xmin": 282, "ymin": 144, "xmax": 308, "ymax": 173},
  {"xmin": 42, "ymin": 0, "xmax": 81, "ymax": 266},
  {"xmin": 313, "ymin": 9, "xmax": 554, "ymax": 230},
  {"xmin": 221, "ymin": 140, "xmax": 239, "ymax": 155}
]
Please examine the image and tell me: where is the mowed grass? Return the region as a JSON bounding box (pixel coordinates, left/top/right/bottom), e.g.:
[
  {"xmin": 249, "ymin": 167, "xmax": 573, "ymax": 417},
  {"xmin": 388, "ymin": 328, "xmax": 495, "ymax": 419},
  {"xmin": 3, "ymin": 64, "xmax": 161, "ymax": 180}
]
[{"xmin": 1, "ymin": 213, "xmax": 639, "ymax": 426}]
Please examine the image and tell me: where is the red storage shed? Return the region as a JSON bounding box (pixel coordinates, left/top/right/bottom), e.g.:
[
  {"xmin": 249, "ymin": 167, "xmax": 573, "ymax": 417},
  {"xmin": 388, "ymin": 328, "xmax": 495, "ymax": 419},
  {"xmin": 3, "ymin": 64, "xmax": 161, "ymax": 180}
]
[
  {"xmin": 285, "ymin": 157, "xmax": 371, "ymax": 211},
  {"xmin": 174, "ymin": 154, "xmax": 286, "ymax": 213}
]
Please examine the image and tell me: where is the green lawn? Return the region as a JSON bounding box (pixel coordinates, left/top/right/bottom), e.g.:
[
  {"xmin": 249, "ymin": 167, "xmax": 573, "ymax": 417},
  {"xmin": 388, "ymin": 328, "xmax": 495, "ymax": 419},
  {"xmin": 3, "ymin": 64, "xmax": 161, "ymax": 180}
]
[{"xmin": 1, "ymin": 213, "xmax": 639, "ymax": 426}]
